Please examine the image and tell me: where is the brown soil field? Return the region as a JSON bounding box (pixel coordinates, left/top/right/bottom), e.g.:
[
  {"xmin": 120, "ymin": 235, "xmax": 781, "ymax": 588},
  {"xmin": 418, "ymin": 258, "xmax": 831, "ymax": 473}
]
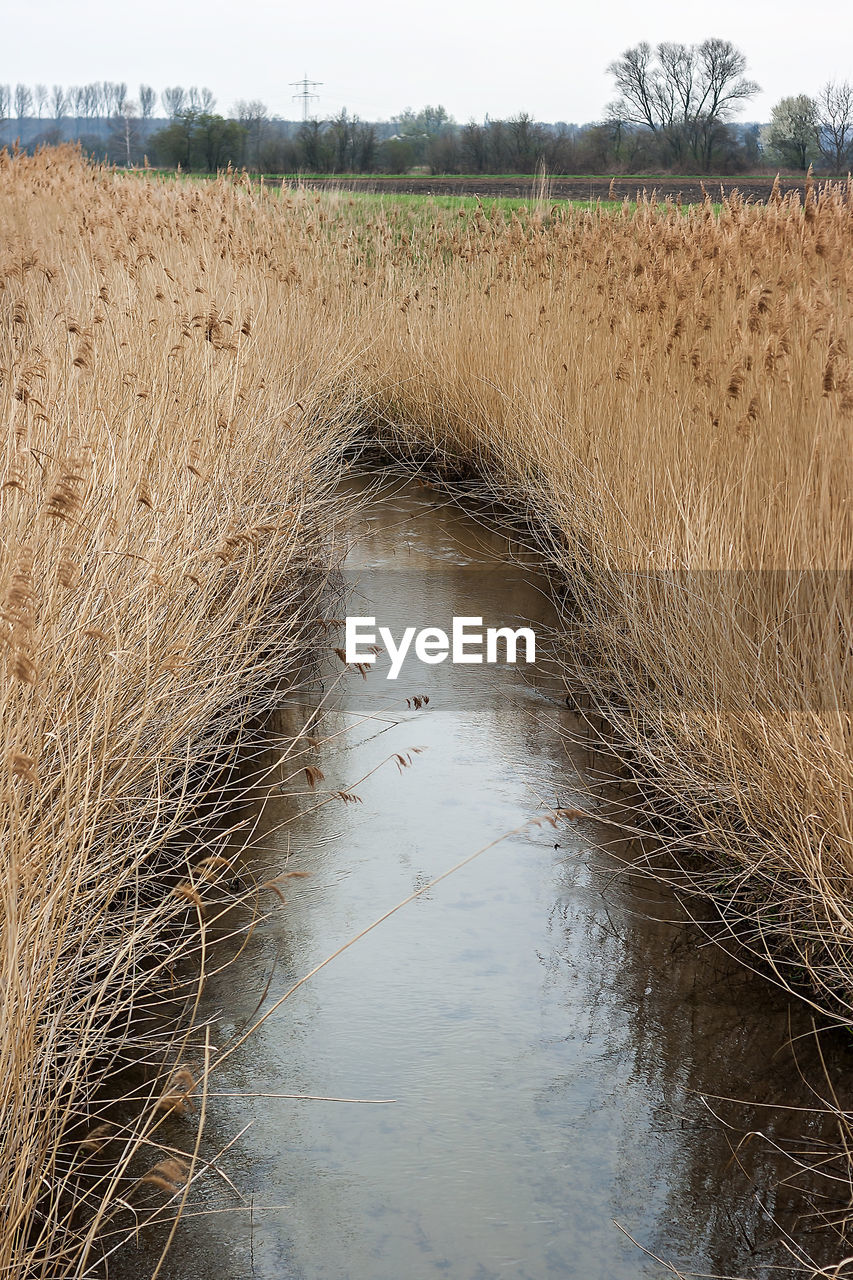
[{"xmin": 286, "ymin": 173, "xmax": 810, "ymax": 203}]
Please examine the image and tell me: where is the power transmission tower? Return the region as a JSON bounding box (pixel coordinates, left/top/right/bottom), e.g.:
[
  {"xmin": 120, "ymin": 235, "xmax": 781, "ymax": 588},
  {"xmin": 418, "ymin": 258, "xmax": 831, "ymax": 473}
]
[{"xmin": 291, "ymin": 75, "xmax": 322, "ymax": 122}]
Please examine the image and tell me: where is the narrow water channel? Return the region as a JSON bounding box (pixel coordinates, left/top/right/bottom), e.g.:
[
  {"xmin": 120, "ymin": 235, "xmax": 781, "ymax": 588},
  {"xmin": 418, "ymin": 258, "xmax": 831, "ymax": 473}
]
[{"xmin": 119, "ymin": 476, "xmax": 848, "ymax": 1280}]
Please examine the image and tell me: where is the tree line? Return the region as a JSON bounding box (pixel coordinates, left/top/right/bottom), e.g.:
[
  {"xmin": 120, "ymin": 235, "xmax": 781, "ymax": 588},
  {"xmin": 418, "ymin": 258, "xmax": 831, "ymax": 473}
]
[{"xmin": 1, "ymin": 43, "xmax": 851, "ymax": 175}]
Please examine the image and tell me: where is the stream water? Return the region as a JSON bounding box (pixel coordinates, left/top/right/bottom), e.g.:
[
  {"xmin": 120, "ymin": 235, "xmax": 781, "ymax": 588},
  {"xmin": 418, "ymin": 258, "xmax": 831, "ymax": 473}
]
[{"xmin": 118, "ymin": 477, "xmax": 849, "ymax": 1280}]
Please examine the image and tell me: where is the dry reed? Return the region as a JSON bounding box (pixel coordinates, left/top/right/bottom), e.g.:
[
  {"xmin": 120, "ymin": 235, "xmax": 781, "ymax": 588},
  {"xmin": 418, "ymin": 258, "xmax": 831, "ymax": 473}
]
[{"xmin": 0, "ymin": 147, "xmax": 359, "ymax": 1276}]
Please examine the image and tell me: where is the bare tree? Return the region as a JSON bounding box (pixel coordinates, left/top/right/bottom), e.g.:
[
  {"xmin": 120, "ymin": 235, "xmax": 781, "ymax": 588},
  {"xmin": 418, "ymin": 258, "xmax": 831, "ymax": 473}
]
[
  {"xmin": 693, "ymin": 40, "xmax": 760, "ymax": 167},
  {"xmin": 460, "ymin": 121, "xmax": 488, "ymax": 172},
  {"xmin": 0, "ymin": 85, "xmax": 10, "ymax": 124},
  {"xmin": 82, "ymin": 83, "xmax": 101, "ymax": 120},
  {"xmin": 51, "ymin": 85, "xmax": 67, "ymax": 120},
  {"xmin": 328, "ymin": 108, "xmax": 353, "ymax": 170},
  {"xmin": 139, "ymin": 84, "xmax": 156, "ymax": 120},
  {"xmin": 34, "ymin": 84, "xmax": 48, "ymax": 118},
  {"xmin": 607, "ymin": 38, "xmax": 759, "ymax": 168},
  {"xmin": 234, "ymin": 99, "xmax": 268, "ymax": 168},
  {"xmin": 696, "ymin": 41, "xmax": 758, "ymax": 119},
  {"xmin": 111, "ymin": 97, "xmax": 141, "ymax": 166},
  {"xmin": 14, "ymin": 83, "xmax": 33, "ymax": 123},
  {"xmin": 296, "ymin": 118, "xmax": 326, "ymax": 171},
  {"xmin": 100, "ymin": 82, "xmax": 127, "ymax": 117},
  {"xmin": 507, "ymin": 112, "xmax": 546, "ymax": 171},
  {"xmin": 354, "ymin": 119, "xmax": 377, "ymax": 171},
  {"xmin": 162, "ymin": 86, "xmax": 186, "ymax": 118},
  {"xmin": 609, "ymin": 44, "xmax": 659, "ymax": 129},
  {"xmin": 69, "ymin": 86, "xmax": 84, "ymax": 135},
  {"xmin": 187, "ymin": 86, "xmax": 216, "ymax": 114},
  {"xmin": 817, "ymin": 80, "xmax": 853, "ymax": 175}
]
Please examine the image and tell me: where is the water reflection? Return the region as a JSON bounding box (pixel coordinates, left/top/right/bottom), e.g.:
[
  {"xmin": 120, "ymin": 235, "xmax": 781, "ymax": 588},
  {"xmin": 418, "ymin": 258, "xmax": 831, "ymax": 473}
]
[{"xmin": 116, "ymin": 477, "xmax": 849, "ymax": 1280}]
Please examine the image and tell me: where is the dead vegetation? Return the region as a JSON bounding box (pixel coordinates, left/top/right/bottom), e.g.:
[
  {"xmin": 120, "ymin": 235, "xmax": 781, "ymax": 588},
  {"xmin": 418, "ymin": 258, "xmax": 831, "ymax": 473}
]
[{"xmin": 0, "ymin": 146, "xmax": 357, "ymax": 1275}]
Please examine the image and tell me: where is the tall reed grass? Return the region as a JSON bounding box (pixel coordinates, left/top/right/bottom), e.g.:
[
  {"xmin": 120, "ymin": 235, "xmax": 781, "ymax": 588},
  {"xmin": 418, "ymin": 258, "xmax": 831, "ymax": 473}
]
[
  {"xmin": 1, "ymin": 147, "xmax": 851, "ymax": 1272},
  {"xmin": 0, "ymin": 147, "xmax": 362, "ymax": 1275}
]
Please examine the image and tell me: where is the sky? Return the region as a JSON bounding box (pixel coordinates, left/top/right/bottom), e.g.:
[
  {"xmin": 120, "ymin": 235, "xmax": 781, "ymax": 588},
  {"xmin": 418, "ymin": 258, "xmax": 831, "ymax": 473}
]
[{"xmin": 6, "ymin": 0, "xmax": 852, "ymax": 124}]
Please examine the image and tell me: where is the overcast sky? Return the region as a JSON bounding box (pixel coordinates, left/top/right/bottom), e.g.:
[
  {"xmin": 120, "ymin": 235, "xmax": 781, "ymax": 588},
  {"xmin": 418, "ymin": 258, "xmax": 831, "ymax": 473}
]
[{"xmin": 7, "ymin": 0, "xmax": 852, "ymax": 123}]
